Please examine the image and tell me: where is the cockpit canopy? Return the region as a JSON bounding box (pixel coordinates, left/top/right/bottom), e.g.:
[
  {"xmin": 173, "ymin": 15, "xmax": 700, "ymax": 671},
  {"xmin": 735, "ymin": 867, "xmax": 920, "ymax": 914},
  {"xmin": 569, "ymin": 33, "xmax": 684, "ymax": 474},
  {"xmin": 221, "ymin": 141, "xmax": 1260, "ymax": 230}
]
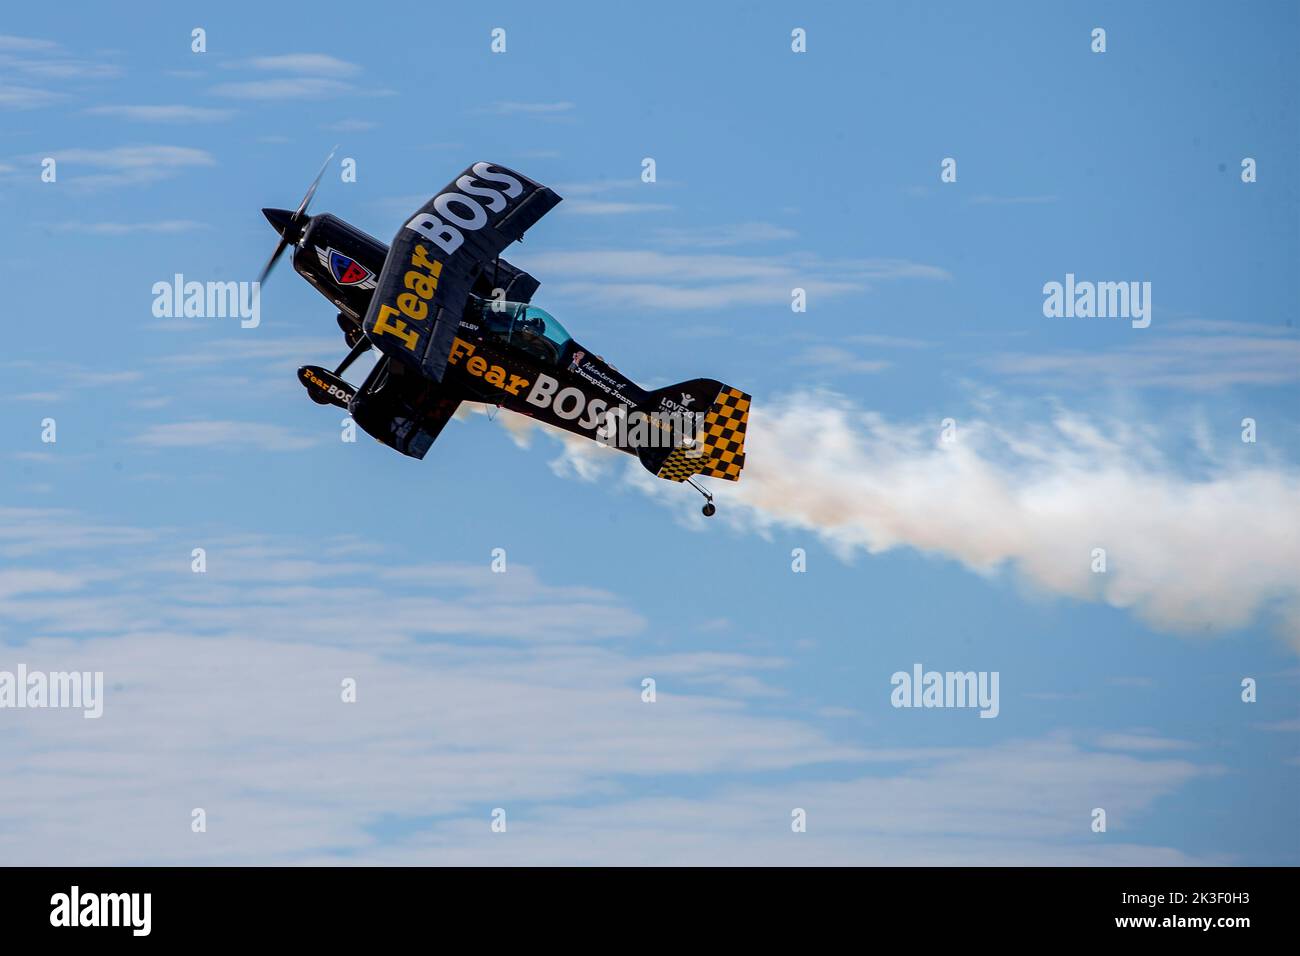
[{"xmin": 473, "ymin": 298, "xmax": 573, "ymax": 366}]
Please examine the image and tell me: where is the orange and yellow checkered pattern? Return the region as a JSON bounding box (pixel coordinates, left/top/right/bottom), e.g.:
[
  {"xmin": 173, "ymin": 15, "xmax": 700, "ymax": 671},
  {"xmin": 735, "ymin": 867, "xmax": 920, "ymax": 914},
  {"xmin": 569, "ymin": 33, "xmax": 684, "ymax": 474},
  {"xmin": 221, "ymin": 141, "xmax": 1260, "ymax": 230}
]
[{"xmin": 656, "ymin": 386, "xmax": 749, "ymax": 483}]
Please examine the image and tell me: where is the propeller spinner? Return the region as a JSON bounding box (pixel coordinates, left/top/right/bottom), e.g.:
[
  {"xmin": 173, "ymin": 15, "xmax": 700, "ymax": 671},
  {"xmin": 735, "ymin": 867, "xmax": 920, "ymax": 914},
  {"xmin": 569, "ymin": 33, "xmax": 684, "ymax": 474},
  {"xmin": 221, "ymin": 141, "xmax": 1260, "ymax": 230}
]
[{"xmin": 258, "ymin": 146, "xmax": 338, "ymax": 285}]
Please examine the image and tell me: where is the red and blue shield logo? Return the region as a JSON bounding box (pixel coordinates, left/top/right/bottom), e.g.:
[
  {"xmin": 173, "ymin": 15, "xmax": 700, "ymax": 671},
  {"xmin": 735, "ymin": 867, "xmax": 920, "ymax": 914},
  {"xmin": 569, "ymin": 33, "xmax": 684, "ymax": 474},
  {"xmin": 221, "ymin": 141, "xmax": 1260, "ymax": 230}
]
[{"xmin": 315, "ymin": 246, "xmax": 377, "ymax": 289}]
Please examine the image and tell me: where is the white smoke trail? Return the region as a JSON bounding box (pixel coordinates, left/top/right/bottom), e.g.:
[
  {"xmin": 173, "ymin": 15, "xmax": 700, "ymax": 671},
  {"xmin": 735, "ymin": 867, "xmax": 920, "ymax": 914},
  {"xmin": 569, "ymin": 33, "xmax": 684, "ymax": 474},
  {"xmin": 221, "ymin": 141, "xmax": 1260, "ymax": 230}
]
[{"xmin": 527, "ymin": 391, "xmax": 1300, "ymax": 649}]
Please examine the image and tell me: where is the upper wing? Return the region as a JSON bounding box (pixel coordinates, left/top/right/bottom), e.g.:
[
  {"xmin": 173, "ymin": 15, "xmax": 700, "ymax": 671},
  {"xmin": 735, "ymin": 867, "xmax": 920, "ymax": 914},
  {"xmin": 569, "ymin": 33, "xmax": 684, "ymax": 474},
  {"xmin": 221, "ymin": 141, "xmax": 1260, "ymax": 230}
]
[
  {"xmin": 470, "ymin": 256, "xmax": 541, "ymax": 303},
  {"xmin": 362, "ymin": 162, "xmax": 561, "ymax": 382}
]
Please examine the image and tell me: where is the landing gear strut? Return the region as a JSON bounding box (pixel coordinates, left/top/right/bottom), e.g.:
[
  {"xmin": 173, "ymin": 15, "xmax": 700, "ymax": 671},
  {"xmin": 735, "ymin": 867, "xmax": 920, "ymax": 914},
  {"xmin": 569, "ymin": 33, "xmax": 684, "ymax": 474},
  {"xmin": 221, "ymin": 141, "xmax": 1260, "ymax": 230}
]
[
  {"xmin": 334, "ymin": 335, "xmax": 371, "ymax": 377},
  {"xmin": 686, "ymin": 477, "xmax": 716, "ymax": 517}
]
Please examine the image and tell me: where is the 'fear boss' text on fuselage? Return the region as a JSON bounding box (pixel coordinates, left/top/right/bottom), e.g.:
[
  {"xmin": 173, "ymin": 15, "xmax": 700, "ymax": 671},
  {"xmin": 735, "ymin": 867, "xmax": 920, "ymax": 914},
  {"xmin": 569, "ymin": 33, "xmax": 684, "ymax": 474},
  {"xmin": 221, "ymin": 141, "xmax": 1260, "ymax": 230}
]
[{"xmin": 444, "ymin": 336, "xmax": 698, "ymax": 450}]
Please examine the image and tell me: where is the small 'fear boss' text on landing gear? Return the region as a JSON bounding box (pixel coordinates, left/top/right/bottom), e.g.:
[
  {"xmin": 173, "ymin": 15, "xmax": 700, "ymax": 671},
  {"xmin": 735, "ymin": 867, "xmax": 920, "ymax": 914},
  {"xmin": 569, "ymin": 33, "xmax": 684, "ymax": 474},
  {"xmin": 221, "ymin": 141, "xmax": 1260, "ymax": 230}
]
[{"xmin": 260, "ymin": 158, "xmax": 749, "ymax": 516}]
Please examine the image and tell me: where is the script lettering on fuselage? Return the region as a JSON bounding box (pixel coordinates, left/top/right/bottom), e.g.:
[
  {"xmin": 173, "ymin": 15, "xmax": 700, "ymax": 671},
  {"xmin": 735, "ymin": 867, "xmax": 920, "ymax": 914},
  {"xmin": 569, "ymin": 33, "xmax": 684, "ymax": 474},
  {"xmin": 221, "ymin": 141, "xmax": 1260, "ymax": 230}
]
[{"xmin": 570, "ymin": 360, "xmax": 636, "ymax": 407}]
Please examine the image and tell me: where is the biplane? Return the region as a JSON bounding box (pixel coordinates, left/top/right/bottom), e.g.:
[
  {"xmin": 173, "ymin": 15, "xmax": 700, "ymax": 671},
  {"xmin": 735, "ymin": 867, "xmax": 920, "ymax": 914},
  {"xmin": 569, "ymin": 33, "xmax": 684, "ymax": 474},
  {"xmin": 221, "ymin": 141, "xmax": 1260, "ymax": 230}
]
[{"xmin": 260, "ymin": 159, "xmax": 749, "ymax": 515}]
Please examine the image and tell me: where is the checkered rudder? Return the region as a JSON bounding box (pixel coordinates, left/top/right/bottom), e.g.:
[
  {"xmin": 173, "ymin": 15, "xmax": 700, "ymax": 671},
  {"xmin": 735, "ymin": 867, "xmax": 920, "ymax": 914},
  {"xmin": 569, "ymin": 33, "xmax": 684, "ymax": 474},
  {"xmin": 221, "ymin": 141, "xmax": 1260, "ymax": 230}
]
[{"xmin": 656, "ymin": 386, "xmax": 749, "ymax": 483}]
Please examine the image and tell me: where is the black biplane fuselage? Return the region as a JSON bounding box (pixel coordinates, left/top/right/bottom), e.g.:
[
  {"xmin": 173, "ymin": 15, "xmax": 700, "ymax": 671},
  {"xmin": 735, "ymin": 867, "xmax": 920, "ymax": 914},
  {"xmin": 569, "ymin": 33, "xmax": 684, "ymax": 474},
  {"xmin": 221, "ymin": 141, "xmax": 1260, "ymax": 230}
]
[{"xmin": 261, "ymin": 162, "xmax": 748, "ymax": 513}]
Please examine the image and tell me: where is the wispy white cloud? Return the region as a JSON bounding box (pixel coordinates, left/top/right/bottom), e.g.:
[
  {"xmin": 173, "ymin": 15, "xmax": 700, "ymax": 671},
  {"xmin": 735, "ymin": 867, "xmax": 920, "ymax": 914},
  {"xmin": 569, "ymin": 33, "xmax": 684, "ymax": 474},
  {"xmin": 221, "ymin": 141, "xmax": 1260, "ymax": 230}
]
[
  {"xmin": 0, "ymin": 35, "xmax": 120, "ymax": 93},
  {"xmin": 1254, "ymin": 718, "xmax": 1300, "ymax": 732},
  {"xmin": 6, "ymin": 365, "xmax": 138, "ymax": 409},
  {"xmin": 52, "ymin": 219, "xmax": 208, "ymax": 235},
  {"xmin": 968, "ymin": 194, "xmax": 1058, "ymax": 205},
  {"xmin": 986, "ymin": 324, "xmax": 1300, "ymax": 390},
  {"xmin": 65, "ymin": 369, "xmax": 141, "ymax": 387},
  {"xmin": 1, "ymin": 57, "xmax": 119, "ymax": 80},
  {"xmin": 555, "ymin": 180, "xmax": 639, "ymax": 196},
  {"xmin": 32, "ymin": 145, "xmax": 215, "ymax": 187},
  {"xmin": 848, "ymin": 333, "xmax": 932, "ymax": 349},
  {"xmin": 652, "ymin": 222, "xmax": 798, "ymax": 247},
  {"xmin": 1096, "ymin": 732, "xmax": 1196, "ymax": 752},
  {"xmin": 1168, "ymin": 318, "xmax": 1295, "ymax": 337},
  {"xmin": 0, "ymin": 568, "xmax": 88, "ymax": 599},
  {"xmin": 0, "ymin": 35, "xmax": 59, "ymax": 52},
  {"xmin": 212, "ymin": 77, "xmax": 350, "ymax": 100},
  {"xmin": 564, "ymin": 200, "xmax": 674, "ymax": 216},
  {"xmin": 5, "ymin": 361, "xmax": 142, "ymax": 396},
  {"xmin": 84, "ymin": 104, "xmax": 235, "ymax": 123},
  {"xmin": 0, "ymin": 83, "xmax": 61, "ymax": 109},
  {"xmin": 322, "ymin": 118, "xmax": 377, "ymax": 132},
  {"xmin": 212, "ymin": 53, "xmax": 365, "ymax": 99},
  {"xmin": 243, "ymin": 53, "xmax": 361, "ymax": 76},
  {"xmin": 130, "ymin": 420, "xmax": 318, "ymax": 451},
  {"xmin": 0, "ymin": 507, "xmax": 155, "ymax": 558},
  {"xmin": 530, "ymin": 250, "xmax": 949, "ymax": 284},
  {"xmin": 519, "ymin": 249, "xmax": 949, "ymax": 310},
  {"xmin": 795, "ymin": 345, "xmax": 891, "ymax": 374},
  {"xmin": 552, "ymin": 179, "xmax": 673, "ymax": 216},
  {"xmin": 491, "ymin": 100, "xmax": 575, "ymax": 115},
  {"xmin": 1107, "ymin": 676, "xmax": 1155, "ymax": 689},
  {"xmin": 150, "ymin": 336, "xmax": 340, "ymax": 369},
  {"xmin": 785, "ymin": 335, "xmax": 930, "ymax": 374},
  {"xmin": 392, "ymin": 735, "xmax": 1213, "ymax": 866},
  {"xmin": 0, "ymin": 509, "xmax": 1221, "ymax": 865},
  {"xmin": 52, "ymin": 145, "xmax": 214, "ymax": 168}
]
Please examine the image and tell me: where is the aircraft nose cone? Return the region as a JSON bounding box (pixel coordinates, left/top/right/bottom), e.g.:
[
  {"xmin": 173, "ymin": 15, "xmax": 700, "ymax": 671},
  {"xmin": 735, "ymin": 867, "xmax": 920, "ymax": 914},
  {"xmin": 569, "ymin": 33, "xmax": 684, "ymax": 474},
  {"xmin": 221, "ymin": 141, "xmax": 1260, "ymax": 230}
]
[{"xmin": 262, "ymin": 207, "xmax": 295, "ymax": 237}]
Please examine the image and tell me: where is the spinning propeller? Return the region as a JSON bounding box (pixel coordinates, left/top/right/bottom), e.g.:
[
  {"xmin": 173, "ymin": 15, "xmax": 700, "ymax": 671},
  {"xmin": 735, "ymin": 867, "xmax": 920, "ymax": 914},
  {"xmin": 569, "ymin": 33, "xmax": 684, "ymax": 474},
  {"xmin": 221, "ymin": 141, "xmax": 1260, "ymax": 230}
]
[{"xmin": 258, "ymin": 146, "xmax": 337, "ymax": 285}]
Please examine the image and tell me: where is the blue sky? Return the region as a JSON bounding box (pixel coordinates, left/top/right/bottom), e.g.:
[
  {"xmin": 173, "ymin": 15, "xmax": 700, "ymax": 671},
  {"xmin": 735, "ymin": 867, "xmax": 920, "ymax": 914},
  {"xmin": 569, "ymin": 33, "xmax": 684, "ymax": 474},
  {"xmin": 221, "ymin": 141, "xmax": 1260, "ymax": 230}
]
[{"xmin": 1, "ymin": 0, "xmax": 1297, "ymax": 864}]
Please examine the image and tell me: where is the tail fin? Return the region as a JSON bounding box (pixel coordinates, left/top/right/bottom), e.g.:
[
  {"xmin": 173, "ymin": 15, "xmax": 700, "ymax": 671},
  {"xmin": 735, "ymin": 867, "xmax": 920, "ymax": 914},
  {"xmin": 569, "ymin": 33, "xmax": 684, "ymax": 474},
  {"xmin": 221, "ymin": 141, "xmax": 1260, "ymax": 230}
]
[{"xmin": 638, "ymin": 379, "xmax": 750, "ymax": 483}]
